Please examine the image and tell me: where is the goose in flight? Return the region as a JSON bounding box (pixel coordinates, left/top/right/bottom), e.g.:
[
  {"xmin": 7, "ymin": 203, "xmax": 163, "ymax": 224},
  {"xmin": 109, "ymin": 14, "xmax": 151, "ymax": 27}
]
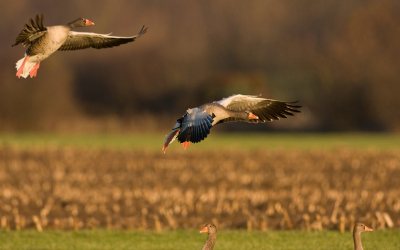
[
  {"xmin": 163, "ymin": 94, "xmax": 301, "ymax": 152},
  {"xmin": 13, "ymin": 14, "xmax": 147, "ymax": 78}
]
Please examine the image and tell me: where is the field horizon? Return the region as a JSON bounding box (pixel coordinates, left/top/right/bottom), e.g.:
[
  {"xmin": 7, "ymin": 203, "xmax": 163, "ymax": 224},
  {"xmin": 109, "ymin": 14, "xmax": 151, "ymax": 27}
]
[{"xmin": 1, "ymin": 132, "xmax": 400, "ymax": 151}]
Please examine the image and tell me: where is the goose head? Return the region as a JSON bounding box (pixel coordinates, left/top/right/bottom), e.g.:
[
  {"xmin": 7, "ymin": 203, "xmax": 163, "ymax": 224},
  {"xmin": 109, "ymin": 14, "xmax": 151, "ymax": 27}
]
[
  {"xmin": 69, "ymin": 18, "xmax": 94, "ymax": 28},
  {"xmin": 200, "ymin": 223, "xmax": 217, "ymax": 235},
  {"xmin": 354, "ymin": 223, "xmax": 373, "ymax": 233}
]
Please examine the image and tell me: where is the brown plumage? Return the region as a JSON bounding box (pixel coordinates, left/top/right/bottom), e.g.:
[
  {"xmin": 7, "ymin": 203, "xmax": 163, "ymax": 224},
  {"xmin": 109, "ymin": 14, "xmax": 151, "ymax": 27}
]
[
  {"xmin": 14, "ymin": 14, "xmax": 147, "ymax": 78},
  {"xmin": 353, "ymin": 223, "xmax": 373, "ymax": 250},
  {"xmin": 13, "ymin": 14, "xmax": 46, "ymax": 48},
  {"xmin": 162, "ymin": 94, "xmax": 301, "ymax": 152},
  {"xmin": 200, "ymin": 223, "xmax": 218, "ymax": 250}
]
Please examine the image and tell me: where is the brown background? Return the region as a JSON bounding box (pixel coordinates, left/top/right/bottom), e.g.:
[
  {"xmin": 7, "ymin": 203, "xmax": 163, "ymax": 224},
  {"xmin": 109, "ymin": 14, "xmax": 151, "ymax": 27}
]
[{"xmin": 1, "ymin": 0, "xmax": 400, "ymax": 133}]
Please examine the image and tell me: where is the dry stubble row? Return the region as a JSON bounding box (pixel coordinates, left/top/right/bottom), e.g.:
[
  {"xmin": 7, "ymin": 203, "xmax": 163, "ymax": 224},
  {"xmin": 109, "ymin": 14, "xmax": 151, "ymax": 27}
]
[{"xmin": 0, "ymin": 146, "xmax": 399, "ymax": 231}]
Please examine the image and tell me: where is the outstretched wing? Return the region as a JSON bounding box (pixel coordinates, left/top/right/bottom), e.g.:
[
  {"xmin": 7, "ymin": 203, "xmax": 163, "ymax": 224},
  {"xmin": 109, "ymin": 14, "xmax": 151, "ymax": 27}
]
[
  {"xmin": 13, "ymin": 14, "xmax": 47, "ymax": 47},
  {"xmin": 215, "ymin": 94, "xmax": 301, "ymax": 124},
  {"xmin": 177, "ymin": 108, "xmax": 214, "ymax": 143},
  {"xmin": 58, "ymin": 25, "xmax": 147, "ymax": 51}
]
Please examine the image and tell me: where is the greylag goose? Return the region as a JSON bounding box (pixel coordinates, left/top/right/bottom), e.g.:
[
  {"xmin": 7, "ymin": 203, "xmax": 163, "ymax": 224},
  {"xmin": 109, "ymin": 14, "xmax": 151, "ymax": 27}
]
[
  {"xmin": 353, "ymin": 223, "xmax": 373, "ymax": 250},
  {"xmin": 163, "ymin": 94, "xmax": 301, "ymax": 152},
  {"xmin": 200, "ymin": 223, "xmax": 217, "ymax": 250},
  {"xmin": 13, "ymin": 14, "xmax": 147, "ymax": 78}
]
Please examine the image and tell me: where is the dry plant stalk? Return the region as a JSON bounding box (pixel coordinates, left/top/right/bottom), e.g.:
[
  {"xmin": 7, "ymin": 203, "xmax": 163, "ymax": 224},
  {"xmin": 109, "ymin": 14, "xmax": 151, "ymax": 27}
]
[
  {"xmin": 350, "ymin": 214, "xmax": 355, "ymax": 232},
  {"xmin": 1, "ymin": 216, "xmax": 8, "ymax": 230},
  {"xmin": 154, "ymin": 215, "xmax": 162, "ymax": 232},
  {"xmin": 73, "ymin": 218, "xmax": 80, "ymax": 231},
  {"xmin": 339, "ymin": 213, "xmax": 346, "ymax": 233},
  {"xmin": 282, "ymin": 209, "xmax": 293, "ymax": 229},
  {"xmin": 20, "ymin": 216, "xmax": 26, "ymax": 229},
  {"xmin": 375, "ymin": 211, "xmax": 386, "ymax": 229},
  {"xmin": 247, "ymin": 220, "xmax": 252, "ymax": 231},
  {"xmin": 303, "ymin": 214, "xmax": 311, "ymax": 231},
  {"xmin": 15, "ymin": 214, "xmax": 20, "ymax": 231},
  {"xmin": 32, "ymin": 215, "xmax": 42, "ymax": 232},
  {"xmin": 331, "ymin": 198, "xmax": 342, "ymax": 224},
  {"xmin": 260, "ymin": 216, "xmax": 267, "ymax": 232},
  {"xmin": 383, "ymin": 212, "xmax": 394, "ymax": 228}
]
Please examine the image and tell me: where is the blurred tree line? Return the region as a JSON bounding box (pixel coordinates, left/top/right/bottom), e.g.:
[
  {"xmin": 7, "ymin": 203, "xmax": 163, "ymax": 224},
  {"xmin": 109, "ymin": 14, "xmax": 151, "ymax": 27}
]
[{"xmin": 0, "ymin": 0, "xmax": 399, "ymax": 132}]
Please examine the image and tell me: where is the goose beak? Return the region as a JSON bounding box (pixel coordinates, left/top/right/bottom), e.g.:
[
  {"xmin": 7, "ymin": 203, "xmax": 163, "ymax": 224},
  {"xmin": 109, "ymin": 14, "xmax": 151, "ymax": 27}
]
[
  {"xmin": 248, "ymin": 113, "xmax": 259, "ymax": 119},
  {"xmin": 200, "ymin": 226, "xmax": 208, "ymax": 233},
  {"xmin": 365, "ymin": 226, "xmax": 373, "ymax": 231},
  {"xmin": 85, "ymin": 19, "xmax": 94, "ymax": 26}
]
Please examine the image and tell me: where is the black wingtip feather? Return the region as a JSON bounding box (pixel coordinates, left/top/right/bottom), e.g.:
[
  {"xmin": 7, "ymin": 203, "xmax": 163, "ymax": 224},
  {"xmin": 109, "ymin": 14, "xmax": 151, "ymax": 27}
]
[{"xmin": 137, "ymin": 25, "xmax": 148, "ymax": 37}]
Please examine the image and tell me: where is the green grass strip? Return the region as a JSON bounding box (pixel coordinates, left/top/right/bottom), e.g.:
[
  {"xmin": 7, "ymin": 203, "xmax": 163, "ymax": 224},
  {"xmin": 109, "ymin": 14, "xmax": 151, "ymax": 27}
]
[
  {"xmin": 0, "ymin": 132, "xmax": 399, "ymax": 151},
  {"xmin": 0, "ymin": 229, "xmax": 399, "ymax": 250}
]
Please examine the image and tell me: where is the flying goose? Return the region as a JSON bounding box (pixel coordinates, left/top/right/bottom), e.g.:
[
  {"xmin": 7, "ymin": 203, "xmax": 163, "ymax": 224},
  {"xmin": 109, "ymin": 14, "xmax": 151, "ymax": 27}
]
[
  {"xmin": 163, "ymin": 94, "xmax": 301, "ymax": 152},
  {"xmin": 13, "ymin": 14, "xmax": 147, "ymax": 78}
]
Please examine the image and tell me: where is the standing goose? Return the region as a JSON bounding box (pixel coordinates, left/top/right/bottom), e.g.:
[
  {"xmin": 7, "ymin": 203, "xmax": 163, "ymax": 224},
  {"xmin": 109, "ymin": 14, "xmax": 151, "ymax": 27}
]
[
  {"xmin": 353, "ymin": 223, "xmax": 373, "ymax": 250},
  {"xmin": 200, "ymin": 223, "xmax": 217, "ymax": 250},
  {"xmin": 162, "ymin": 94, "xmax": 301, "ymax": 152},
  {"xmin": 13, "ymin": 14, "xmax": 147, "ymax": 78}
]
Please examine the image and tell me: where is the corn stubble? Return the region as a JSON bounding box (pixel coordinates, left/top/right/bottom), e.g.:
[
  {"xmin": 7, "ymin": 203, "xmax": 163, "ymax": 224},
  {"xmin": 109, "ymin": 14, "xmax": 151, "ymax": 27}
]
[{"xmin": 0, "ymin": 146, "xmax": 399, "ymax": 231}]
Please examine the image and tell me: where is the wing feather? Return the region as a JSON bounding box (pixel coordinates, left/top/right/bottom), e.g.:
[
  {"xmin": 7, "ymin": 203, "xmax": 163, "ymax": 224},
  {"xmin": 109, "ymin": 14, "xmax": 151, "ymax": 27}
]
[
  {"xmin": 177, "ymin": 108, "xmax": 213, "ymax": 144},
  {"xmin": 215, "ymin": 94, "xmax": 301, "ymax": 124},
  {"xmin": 58, "ymin": 25, "xmax": 147, "ymax": 51},
  {"xmin": 13, "ymin": 14, "xmax": 47, "ymax": 47}
]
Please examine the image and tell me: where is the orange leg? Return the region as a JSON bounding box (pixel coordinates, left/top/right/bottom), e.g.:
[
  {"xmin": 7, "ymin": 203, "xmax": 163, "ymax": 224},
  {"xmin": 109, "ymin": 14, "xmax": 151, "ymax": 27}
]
[
  {"xmin": 29, "ymin": 61, "xmax": 41, "ymax": 78},
  {"xmin": 16, "ymin": 56, "xmax": 30, "ymax": 78},
  {"xmin": 181, "ymin": 141, "xmax": 191, "ymax": 149}
]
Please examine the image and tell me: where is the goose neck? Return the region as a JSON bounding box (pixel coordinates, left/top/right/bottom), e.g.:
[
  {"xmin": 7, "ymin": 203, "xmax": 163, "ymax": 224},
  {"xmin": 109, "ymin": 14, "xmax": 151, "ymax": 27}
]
[
  {"xmin": 202, "ymin": 233, "xmax": 217, "ymax": 250},
  {"xmin": 353, "ymin": 231, "xmax": 363, "ymax": 250}
]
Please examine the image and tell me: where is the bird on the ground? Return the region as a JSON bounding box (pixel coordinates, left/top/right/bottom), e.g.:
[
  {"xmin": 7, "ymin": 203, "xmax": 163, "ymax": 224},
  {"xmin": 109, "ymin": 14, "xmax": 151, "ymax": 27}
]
[
  {"xmin": 200, "ymin": 223, "xmax": 218, "ymax": 250},
  {"xmin": 163, "ymin": 94, "xmax": 301, "ymax": 152},
  {"xmin": 353, "ymin": 223, "xmax": 373, "ymax": 250},
  {"xmin": 13, "ymin": 14, "xmax": 147, "ymax": 78}
]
